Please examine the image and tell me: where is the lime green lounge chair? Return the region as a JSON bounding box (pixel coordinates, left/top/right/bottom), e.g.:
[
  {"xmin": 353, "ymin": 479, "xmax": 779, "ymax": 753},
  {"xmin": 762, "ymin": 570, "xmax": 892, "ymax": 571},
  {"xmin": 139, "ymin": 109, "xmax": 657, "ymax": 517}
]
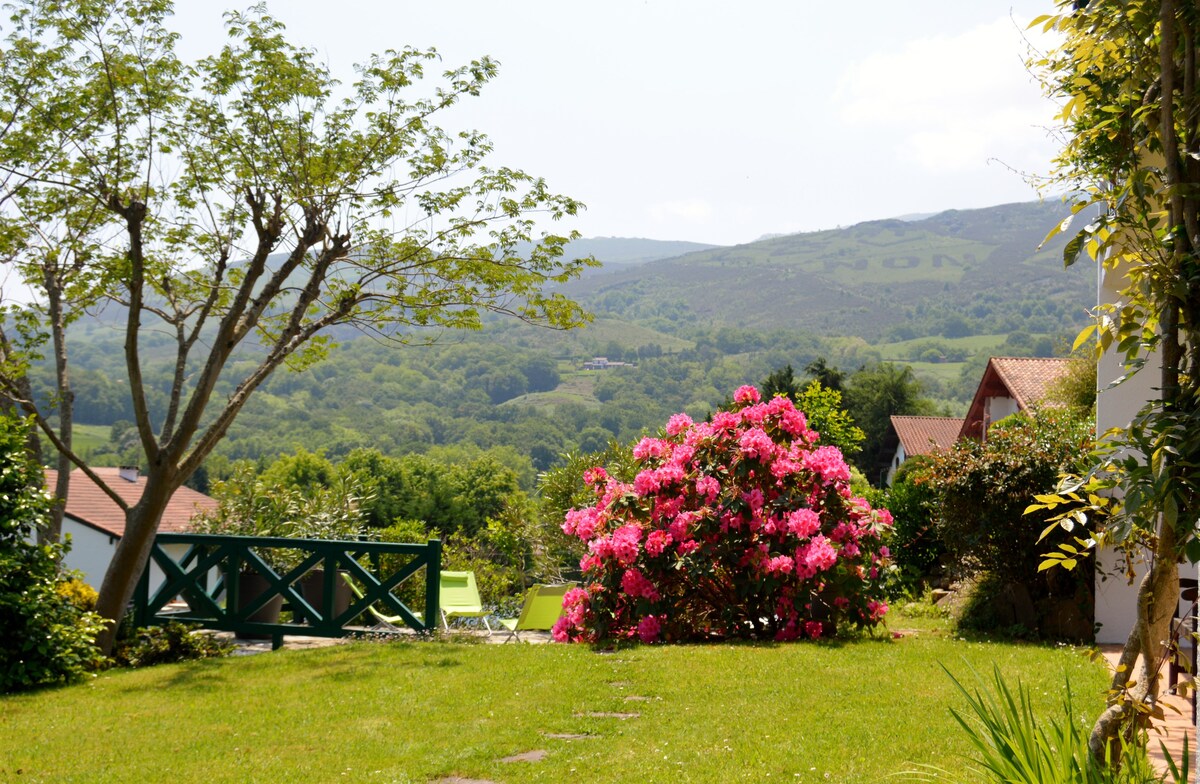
[
  {"xmin": 341, "ymin": 574, "xmax": 420, "ymax": 631},
  {"xmin": 439, "ymin": 570, "xmax": 492, "ymax": 634},
  {"xmin": 498, "ymin": 583, "xmax": 576, "ymax": 643}
]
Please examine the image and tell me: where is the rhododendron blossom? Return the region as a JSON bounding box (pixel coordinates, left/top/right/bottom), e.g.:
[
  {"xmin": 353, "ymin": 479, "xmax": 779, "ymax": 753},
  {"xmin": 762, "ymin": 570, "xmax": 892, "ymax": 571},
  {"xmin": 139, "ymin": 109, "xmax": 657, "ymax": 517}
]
[{"xmin": 554, "ymin": 385, "xmax": 892, "ymax": 645}]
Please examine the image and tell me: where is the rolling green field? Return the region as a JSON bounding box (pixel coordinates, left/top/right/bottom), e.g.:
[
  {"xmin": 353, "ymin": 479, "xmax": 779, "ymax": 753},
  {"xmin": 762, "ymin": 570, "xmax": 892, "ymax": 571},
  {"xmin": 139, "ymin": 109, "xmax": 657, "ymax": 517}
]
[{"xmin": 70, "ymin": 424, "xmax": 111, "ymax": 458}]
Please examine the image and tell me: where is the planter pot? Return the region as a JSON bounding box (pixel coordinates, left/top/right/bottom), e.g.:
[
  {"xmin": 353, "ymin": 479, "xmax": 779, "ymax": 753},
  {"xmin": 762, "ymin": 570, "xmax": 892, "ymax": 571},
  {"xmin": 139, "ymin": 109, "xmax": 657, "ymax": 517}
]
[
  {"xmin": 298, "ymin": 568, "xmax": 352, "ymax": 623},
  {"xmin": 235, "ymin": 569, "xmax": 284, "ymax": 639}
]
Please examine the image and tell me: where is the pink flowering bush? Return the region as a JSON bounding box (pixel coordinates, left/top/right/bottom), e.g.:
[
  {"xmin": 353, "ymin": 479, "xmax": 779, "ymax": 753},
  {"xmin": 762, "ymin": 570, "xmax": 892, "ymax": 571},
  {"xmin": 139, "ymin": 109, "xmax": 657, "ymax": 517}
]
[{"xmin": 554, "ymin": 385, "xmax": 893, "ymax": 645}]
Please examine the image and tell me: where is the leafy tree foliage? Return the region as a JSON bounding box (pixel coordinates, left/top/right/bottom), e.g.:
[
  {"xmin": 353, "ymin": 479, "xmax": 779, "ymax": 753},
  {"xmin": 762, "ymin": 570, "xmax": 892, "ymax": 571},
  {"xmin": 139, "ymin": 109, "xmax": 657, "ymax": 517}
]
[
  {"xmin": 1032, "ymin": 0, "xmax": 1200, "ymax": 761},
  {"xmin": 875, "ymin": 456, "xmax": 942, "ymax": 587},
  {"xmin": 0, "ymin": 1, "xmax": 592, "ymax": 651},
  {"xmin": 795, "ymin": 381, "xmax": 866, "ymax": 457},
  {"xmin": 342, "ymin": 448, "xmax": 526, "ymax": 537},
  {"xmin": 0, "ymin": 414, "xmax": 106, "ymax": 692},
  {"xmin": 761, "ymin": 364, "xmax": 800, "ymax": 401},
  {"xmin": 843, "ymin": 362, "xmax": 937, "ymax": 479}
]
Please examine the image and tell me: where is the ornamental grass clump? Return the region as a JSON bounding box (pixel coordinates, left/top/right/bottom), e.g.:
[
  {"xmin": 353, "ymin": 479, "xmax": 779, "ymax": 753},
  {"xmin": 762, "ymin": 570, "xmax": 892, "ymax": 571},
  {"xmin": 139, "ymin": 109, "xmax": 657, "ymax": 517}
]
[{"xmin": 554, "ymin": 385, "xmax": 893, "ymax": 645}]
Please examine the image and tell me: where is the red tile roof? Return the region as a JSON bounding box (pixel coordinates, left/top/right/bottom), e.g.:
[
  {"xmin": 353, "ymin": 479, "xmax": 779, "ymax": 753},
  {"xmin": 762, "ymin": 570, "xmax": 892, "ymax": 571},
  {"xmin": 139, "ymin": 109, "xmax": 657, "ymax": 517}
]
[
  {"xmin": 44, "ymin": 466, "xmax": 217, "ymax": 538},
  {"xmin": 960, "ymin": 357, "xmax": 1075, "ymax": 440},
  {"xmin": 990, "ymin": 357, "xmax": 1076, "ymax": 408},
  {"xmin": 890, "ymin": 415, "xmax": 965, "ymax": 456}
]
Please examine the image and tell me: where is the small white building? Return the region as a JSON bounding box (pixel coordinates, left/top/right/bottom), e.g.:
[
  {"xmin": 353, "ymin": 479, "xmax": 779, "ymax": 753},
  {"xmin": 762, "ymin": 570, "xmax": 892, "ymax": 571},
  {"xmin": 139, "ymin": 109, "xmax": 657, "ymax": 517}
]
[
  {"xmin": 47, "ymin": 466, "xmax": 217, "ymax": 592},
  {"xmin": 882, "ymin": 415, "xmax": 964, "ymax": 486}
]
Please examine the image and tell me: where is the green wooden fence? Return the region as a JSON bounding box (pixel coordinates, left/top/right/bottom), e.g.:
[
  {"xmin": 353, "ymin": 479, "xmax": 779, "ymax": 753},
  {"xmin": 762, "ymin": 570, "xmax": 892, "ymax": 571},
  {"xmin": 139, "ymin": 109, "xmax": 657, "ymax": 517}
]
[{"xmin": 132, "ymin": 533, "xmax": 441, "ymax": 649}]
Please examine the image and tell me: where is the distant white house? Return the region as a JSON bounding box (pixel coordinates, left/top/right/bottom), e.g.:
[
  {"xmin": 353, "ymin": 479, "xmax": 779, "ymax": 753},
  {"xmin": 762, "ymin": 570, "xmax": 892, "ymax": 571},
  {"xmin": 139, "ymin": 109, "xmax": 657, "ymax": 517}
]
[
  {"xmin": 882, "ymin": 415, "xmax": 963, "ymax": 486},
  {"xmin": 582, "ymin": 357, "xmax": 631, "ymax": 370},
  {"xmin": 47, "ymin": 466, "xmax": 216, "ymax": 592},
  {"xmin": 958, "ymin": 356, "xmax": 1075, "ymax": 442}
]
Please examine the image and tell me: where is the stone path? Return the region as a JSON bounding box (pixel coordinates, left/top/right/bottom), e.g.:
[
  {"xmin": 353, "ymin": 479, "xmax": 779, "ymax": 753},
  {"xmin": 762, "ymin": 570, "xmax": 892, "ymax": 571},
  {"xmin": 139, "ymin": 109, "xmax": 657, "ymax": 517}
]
[{"xmin": 427, "ymin": 653, "xmax": 645, "ymax": 783}]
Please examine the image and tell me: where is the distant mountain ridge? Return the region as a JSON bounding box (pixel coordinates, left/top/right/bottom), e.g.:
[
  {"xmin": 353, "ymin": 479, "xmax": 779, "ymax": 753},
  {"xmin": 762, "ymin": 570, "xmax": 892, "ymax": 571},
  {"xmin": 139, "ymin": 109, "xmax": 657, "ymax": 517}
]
[
  {"xmin": 563, "ymin": 200, "xmax": 1088, "ymax": 342},
  {"xmin": 562, "ymin": 237, "xmax": 721, "ymax": 277}
]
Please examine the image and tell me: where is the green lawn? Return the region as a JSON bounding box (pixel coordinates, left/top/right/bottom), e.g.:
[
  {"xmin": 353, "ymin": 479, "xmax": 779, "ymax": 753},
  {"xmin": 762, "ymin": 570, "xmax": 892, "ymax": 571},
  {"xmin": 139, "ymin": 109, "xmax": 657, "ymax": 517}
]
[{"xmin": 0, "ymin": 628, "xmax": 1109, "ymax": 784}]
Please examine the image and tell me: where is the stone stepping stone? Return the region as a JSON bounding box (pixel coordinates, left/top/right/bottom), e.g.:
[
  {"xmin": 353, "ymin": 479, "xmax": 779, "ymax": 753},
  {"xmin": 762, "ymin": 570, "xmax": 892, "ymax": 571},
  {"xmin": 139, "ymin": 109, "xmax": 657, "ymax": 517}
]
[
  {"xmin": 575, "ymin": 711, "xmax": 640, "ymax": 719},
  {"xmin": 608, "ymin": 680, "xmax": 631, "ymax": 688},
  {"xmin": 543, "ymin": 732, "xmax": 596, "ymax": 741},
  {"xmin": 500, "ymin": 750, "xmax": 547, "ymax": 763},
  {"xmin": 431, "ymin": 778, "xmax": 498, "ymax": 784},
  {"xmin": 623, "ymin": 695, "xmax": 655, "ymax": 702}
]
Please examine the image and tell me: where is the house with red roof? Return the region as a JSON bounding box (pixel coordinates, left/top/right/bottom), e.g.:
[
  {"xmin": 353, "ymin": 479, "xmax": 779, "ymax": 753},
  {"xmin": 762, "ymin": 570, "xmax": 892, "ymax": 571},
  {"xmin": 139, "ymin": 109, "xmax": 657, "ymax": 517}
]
[
  {"xmin": 882, "ymin": 415, "xmax": 965, "ymax": 486},
  {"xmin": 47, "ymin": 465, "xmax": 217, "ymax": 590},
  {"xmin": 881, "ymin": 356, "xmax": 1075, "ymax": 486},
  {"xmin": 958, "ymin": 356, "xmax": 1074, "ymax": 441}
]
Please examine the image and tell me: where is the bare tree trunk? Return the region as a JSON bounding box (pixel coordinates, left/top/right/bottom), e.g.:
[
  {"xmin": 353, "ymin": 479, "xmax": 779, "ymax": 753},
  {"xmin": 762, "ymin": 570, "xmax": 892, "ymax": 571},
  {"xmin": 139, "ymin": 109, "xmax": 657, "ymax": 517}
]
[
  {"xmin": 1089, "ymin": 522, "xmax": 1179, "ymax": 763},
  {"xmin": 93, "ymin": 471, "xmax": 178, "ymax": 654}
]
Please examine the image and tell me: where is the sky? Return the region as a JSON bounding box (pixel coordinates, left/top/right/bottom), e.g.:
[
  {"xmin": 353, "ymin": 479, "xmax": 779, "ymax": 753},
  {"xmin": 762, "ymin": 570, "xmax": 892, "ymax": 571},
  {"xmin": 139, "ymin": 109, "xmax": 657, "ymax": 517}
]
[{"xmin": 170, "ymin": 2, "xmax": 1064, "ymax": 247}]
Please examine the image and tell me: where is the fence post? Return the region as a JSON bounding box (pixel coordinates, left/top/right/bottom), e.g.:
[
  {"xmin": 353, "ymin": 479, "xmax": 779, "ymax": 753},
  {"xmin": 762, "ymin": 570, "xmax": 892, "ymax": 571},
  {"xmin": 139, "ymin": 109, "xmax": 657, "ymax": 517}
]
[
  {"xmin": 133, "ymin": 556, "xmax": 151, "ymax": 627},
  {"xmin": 424, "ymin": 537, "xmax": 441, "ymax": 633}
]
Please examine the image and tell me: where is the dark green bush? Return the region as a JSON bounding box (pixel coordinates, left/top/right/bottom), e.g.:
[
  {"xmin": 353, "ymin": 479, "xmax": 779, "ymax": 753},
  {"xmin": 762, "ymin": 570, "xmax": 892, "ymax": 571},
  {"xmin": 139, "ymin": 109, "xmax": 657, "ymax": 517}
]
[
  {"xmin": 923, "ymin": 407, "xmax": 1095, "ymax": 638},
  {"xmin": 0, "ymin": 415, "xmax": 107, "ymax": 693},
  {"xmin": 878, "ymin": 455, "xmax": 944, "ymax": 588},
  {"xmin": 112, "ymin": 621, "xmax": 234, "ymax": 668}
]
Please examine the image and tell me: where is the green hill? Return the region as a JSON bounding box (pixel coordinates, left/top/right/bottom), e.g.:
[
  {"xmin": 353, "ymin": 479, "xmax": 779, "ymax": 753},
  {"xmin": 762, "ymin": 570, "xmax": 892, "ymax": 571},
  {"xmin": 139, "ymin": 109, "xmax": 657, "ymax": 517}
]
[{"xmin": 566, "ymin": 200, "xmax": 1087, "ymax": 342}]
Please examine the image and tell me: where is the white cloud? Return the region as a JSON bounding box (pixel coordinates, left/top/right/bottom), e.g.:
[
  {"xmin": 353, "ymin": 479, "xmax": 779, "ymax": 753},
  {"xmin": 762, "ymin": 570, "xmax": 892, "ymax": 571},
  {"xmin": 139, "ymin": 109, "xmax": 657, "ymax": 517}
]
[{"xmin": 835, "ymin": 16, "xmax": 1060, "ymax": 176}]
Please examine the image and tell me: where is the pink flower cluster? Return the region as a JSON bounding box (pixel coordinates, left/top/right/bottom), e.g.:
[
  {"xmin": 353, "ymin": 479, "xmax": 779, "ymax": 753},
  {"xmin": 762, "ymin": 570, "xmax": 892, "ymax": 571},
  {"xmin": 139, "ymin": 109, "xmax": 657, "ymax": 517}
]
[{"xmin": 553, "ymin": 386, "xmax": 893, "ymax": 645}]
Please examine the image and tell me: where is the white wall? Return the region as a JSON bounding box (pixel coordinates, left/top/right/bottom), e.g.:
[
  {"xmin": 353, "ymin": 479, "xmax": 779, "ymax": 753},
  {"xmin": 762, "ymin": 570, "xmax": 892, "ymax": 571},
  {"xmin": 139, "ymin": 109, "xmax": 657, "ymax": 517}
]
[
  {"xmin": 61, "ymin": 519, "xmax": 190, "ymax": 600},
  {"xmin": 1093, "ymin": 261, "xmax": 1163, "ymax": 644},
  {"xmin": 61, "ymin": 520, "xmax": 117, "ymax": 590},
  {"xmin": 885, "ymin": 443, "xmax": 907, "ymax": 487},
  {"xmin": 986, "ymin": 395, "xmax": 1020, "ymax": 424}
]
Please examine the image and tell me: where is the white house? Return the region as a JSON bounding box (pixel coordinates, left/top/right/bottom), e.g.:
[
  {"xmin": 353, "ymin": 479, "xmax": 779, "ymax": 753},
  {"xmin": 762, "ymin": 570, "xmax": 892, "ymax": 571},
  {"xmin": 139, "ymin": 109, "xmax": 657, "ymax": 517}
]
[
  {"xmin": 47, "ymin": 465, "xmax": 217, "ymax": 592},
  {"xmin": 882, "ymin": 415, "xmax": 963, "ymax": 486},
  {"xmin": 1092, "ymin": 263, "xmax": 1166, "ymax": 645},
  {"xmin": 881, "ymin": 356, "xmax": 1074, "ymax": 486},
  {"xmin": 958, "ymin": 356, "xmax": 1075, "ymax": 442}
]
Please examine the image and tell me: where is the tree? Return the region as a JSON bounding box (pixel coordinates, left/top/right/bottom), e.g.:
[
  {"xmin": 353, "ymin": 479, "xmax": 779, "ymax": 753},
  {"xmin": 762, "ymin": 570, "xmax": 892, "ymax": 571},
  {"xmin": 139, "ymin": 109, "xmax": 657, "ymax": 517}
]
[
  {"xmin": 843, "ymin": 362, "xmax": 935, "ymax": 478},
  {"xmin": 794, "ymin": 381, "xmax": 865, "ymax": 457},
  {"xmin": 0, "ymin": 1, "xmax": 593, "ymax": 653},
  {"xmin": 924, "ymin": 408, "xmax": 1095, "ymax": 638},
  {"xmin": 804, "ymin": 356, "xmax": 845, "ymax": 392},
  {"xmin": 760, "ymin": 363, "xmax": 800, "ymax": 402},
  {"xmin": 1031, "ymin": 0, "xmax": 1200, "ymax": 764}
]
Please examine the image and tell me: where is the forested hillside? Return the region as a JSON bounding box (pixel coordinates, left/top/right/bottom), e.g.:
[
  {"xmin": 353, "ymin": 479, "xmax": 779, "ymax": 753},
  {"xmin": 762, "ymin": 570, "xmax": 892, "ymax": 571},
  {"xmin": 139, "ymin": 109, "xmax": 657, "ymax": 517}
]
[{"xmin": 46, "ymin": 199, "xmax": 1092, "ymax": 485}]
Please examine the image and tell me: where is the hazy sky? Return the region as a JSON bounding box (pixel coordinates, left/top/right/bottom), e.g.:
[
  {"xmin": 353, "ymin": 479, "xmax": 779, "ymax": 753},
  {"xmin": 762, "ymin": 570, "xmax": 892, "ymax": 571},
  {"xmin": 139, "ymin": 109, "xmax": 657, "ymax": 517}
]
[{"xmin": 169, "ymin": 1, "xmax": 1063, "ymax": 247}]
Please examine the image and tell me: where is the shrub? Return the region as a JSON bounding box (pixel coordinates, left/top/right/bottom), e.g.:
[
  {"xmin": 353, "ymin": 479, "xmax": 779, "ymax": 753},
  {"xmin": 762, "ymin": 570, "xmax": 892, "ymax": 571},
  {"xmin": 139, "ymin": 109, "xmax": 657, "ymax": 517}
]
[
  {"xmin": 928, "ymin": 408, "xmax": 1092, "ymax": 580},
  {"xmin": 112, "ymin": 621, "xmax": 234, "ymax": 668},
  {"xmin": 0, "ymin": 414, "xmax": 107, "ymax": 693},
  {"xmin": 57, "ymin": 578, "xmax": 99, "ymax": 612},
  {"xmin": 538, "ymin": 441, "xmax": 638, "ymax": 583},
  {"xmin": 554, "ymin": 385, "xmax": 893, "ymax": 644},
  {"xmin": 923, "ymin": 407, "xmax": 1095, "ymax": 638},
  {"xmin": 878, "ymin": 455, "xmax": 944, "ymax": 589}
]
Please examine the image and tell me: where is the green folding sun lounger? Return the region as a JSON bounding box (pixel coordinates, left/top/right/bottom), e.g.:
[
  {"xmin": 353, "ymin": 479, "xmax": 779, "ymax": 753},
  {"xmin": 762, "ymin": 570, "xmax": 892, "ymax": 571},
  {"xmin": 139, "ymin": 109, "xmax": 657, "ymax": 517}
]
[
  {"xmin": 498, "ymin": 583, "xmax": 576, "ymax": 643},
  {"xmin": 341, "ymin": 574, "xmax": 420, "ymax": 631},
  {"xmin": 439, "ymin": 570, "xmax": 493, "ymax": 634}
]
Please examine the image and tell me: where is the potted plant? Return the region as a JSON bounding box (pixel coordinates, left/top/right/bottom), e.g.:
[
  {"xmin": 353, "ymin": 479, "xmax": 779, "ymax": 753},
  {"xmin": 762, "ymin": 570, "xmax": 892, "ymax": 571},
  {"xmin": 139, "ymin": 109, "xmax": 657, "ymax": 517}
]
[
  {"xmin": 288, "ymin": 474, "xmax": 372, "ymax": 622},
  {"xmin": 191, "ymin": 464, "xmax": 304, "ymax": 636}
]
